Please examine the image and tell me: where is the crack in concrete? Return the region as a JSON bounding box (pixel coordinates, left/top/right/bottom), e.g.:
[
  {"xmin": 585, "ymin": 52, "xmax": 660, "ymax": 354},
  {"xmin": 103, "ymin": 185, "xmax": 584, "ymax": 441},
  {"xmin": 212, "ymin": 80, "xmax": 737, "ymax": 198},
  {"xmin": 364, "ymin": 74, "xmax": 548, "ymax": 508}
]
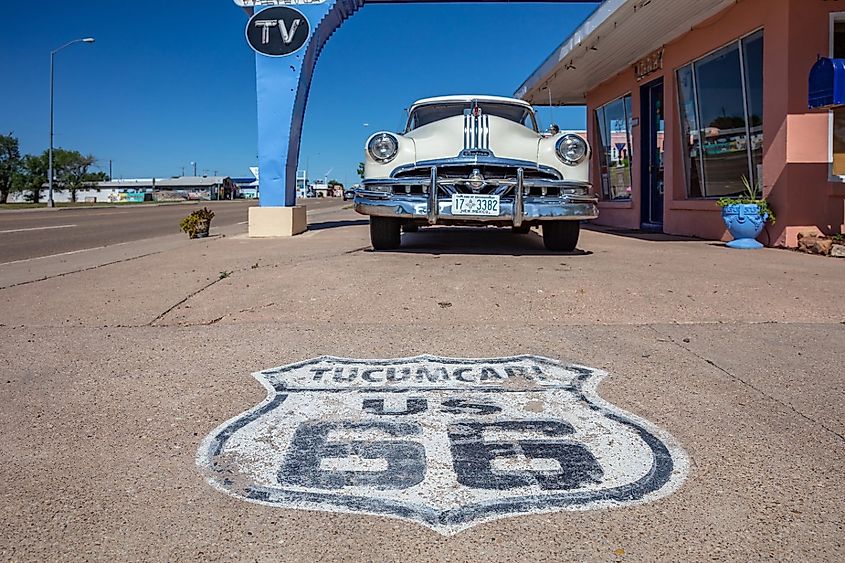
[
  {"xmin": 344, "ymin": 245, "xmax": 371, "ymax": 254},
  {"xmin": 148, "ymin": 277, "xmax": 227, "ymax": 326},
  {"xmin": 648, "ymin": 325, "xmax": 845, "ymax": 445},
  {"xmin": 147, "ymin": 242, "xmax": 360, "ymax": 326},
  {"xmin": 0, "ymin": 251, "xmax": 162, "ymax": 290},
  {"xmin": 171, "ymin": 303, "xmax": 279, "ymax": 327}
]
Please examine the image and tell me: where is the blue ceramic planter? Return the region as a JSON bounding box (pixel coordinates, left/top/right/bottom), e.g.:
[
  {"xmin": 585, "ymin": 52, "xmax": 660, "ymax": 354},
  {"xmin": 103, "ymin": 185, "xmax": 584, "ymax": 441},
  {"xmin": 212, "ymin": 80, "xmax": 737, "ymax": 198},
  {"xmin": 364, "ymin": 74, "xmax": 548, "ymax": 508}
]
[{"xmin": 721, "ymin": 203, "xmax": 767, "ymax": 249}]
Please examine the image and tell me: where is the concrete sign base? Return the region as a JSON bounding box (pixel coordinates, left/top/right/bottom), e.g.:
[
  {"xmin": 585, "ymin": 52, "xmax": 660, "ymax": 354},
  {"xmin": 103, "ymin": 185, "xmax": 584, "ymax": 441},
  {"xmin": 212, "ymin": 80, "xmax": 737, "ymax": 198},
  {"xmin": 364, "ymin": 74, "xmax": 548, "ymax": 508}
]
[{"xmin": 248, "ymin": 206, "xmax": 308, "ymax": 237}]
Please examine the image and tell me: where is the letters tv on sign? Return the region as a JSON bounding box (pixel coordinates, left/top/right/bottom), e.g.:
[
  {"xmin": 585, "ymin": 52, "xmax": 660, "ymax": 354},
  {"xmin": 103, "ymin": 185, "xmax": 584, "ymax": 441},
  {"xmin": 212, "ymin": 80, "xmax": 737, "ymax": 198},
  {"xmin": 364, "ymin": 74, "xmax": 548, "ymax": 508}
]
[{"xmin": 246, "ymin": 6, "xmax": 310, "ymax": 57}]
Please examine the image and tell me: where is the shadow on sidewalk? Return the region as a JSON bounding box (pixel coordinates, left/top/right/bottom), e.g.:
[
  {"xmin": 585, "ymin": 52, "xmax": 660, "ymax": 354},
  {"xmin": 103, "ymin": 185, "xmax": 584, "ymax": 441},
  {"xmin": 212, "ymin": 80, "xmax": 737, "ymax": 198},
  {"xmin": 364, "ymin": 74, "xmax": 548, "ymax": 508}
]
[
  {"xmin": 584, "ymin": 224, "xmax": 704, "ymax": 242},
  {"xmin": 372, "ymin": 227, "xmax": 593, "ymax": 257},
  {"xmin": 308, "ymin": 219, "xmax": 369, "ymax": 231}
]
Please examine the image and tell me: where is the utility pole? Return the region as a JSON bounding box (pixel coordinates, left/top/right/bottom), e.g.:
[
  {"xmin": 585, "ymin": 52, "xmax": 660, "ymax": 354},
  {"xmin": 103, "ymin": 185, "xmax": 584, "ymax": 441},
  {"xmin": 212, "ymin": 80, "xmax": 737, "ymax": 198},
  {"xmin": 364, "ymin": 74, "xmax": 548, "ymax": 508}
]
[{"xmin": 108, "ymin": 159, "xmax": 112, "ymax": 179}]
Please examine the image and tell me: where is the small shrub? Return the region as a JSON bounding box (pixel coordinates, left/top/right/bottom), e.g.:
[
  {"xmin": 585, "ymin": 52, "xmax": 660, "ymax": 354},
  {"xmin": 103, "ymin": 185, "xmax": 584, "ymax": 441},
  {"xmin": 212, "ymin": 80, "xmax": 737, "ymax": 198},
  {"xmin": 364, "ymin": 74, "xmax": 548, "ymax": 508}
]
[{"xmin": 180, "ymin": 207, "xmax": 215, "ymax": 238}]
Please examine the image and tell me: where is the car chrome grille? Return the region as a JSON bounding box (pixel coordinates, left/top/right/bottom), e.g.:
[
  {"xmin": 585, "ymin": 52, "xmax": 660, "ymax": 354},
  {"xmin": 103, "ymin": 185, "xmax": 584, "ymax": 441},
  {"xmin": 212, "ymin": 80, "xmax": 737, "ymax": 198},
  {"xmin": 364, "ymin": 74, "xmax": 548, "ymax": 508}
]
[
  {"xmin": 389, "ymin": 165, "xmax": 573, "ymax": 196},
  {"xmin": 464, "ymin": 113, "xmax": 490, "ymax": 152}
]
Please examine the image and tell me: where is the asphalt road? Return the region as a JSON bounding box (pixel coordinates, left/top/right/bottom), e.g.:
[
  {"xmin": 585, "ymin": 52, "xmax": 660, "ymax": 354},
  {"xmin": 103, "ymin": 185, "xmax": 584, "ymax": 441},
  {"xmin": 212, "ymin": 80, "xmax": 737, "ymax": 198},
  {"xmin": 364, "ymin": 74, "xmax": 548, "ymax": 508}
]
[{"xmin": 0, "ymin": 198, "xmax": 343, "ymax": 264}]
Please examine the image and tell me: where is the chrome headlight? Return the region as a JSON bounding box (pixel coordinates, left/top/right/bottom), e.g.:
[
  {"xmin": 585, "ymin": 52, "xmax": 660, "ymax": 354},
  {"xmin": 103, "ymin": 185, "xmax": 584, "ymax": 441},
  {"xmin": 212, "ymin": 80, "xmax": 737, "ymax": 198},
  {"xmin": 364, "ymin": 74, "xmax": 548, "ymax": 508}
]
[
  {"xmin": 368, "ymin": 133, "xmax": 399, "ymax": 163},
  {"xmin": 556, "ymin": 134, "xmax": 588, "ymax": 165}
]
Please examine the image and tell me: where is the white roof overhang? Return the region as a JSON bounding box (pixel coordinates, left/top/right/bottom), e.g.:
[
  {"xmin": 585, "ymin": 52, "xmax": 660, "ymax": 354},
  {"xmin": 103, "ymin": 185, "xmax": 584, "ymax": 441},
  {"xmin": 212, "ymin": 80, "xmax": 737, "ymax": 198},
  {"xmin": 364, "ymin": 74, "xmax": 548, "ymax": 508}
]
[{"xmin": 516, "ymin": 0, "xmax": 736, "ymax": 105}]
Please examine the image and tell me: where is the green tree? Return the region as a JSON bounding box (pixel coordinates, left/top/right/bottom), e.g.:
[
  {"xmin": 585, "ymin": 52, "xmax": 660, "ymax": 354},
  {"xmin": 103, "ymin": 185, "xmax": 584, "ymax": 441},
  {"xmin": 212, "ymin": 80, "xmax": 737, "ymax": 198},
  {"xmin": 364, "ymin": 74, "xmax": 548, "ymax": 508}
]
[
  {"xmin": 0, "ymin": 133, "xmax": 22, "ymax": 204},
  {"xmin": 15, "ymin": 153, "xmax": 48, "ymax": 203},
  {"xmin": 52, "ymin": 149, "xmax": 97, "ymax": 202},
  {"xmin": 709, "ymin": 116, "xmax": 745, "ymax": 130},
  {"xmin": 84, "ymin": 170, "xmax": 108, "ymax": 183},
  {"xmin": 357, "ymin": 161, "xmax": 365, "ymax": 180}
]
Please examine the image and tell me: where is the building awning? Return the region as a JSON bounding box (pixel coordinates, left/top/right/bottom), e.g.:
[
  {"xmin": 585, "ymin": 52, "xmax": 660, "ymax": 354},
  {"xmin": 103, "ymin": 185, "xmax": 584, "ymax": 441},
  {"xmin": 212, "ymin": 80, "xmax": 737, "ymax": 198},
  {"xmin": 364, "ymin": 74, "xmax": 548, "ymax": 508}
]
[{"xmin": 515, "ymin": 0, "xmax": 735, "ymax": 105}]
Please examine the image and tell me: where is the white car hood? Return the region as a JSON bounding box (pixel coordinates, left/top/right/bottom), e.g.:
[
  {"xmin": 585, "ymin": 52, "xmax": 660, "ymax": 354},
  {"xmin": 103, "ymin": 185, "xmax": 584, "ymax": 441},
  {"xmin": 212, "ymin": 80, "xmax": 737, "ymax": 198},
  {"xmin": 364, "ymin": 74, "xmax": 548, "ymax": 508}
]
[{"xmin": 404, "ymin": 115, "xmax": 541, "ymax": 164}]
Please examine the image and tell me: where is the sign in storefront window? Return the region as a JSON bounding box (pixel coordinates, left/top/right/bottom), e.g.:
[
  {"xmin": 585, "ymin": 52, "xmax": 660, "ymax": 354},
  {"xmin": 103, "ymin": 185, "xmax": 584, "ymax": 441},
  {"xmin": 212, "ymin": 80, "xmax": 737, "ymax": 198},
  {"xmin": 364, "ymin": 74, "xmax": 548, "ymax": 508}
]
[
  {"xmin": 595, "ymin": 95, "xmax": 633, "ymax": 200},
  {"xmin": 677, "ymin": 31, "xmax": 764, "ymax": 198}
]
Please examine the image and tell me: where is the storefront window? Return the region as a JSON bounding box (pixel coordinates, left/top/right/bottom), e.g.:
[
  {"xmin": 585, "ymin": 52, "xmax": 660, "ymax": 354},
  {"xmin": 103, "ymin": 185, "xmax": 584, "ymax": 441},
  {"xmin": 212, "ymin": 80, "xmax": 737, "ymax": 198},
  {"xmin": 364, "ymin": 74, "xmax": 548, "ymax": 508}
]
[
  {"xmin": 834, "ymin": 111, "xmax": 845, "ymax": 177},
  {"xmin": 595, "ymin": 95, "xmax": 633, "ymax": 200},
  {"xmin": 832, "ymin": 21, "xmax": 845, "ymax": 176},
  {"xmin": 744, "ymin": 33, "xmax": 764, "ymax": 183},
  {"xmin": 676, "ymin": 31, "xmax": 764, "ymax": 197},
  {"xmin": 677, "ymin": 66, "xmax": 705, "ymax": 197}
]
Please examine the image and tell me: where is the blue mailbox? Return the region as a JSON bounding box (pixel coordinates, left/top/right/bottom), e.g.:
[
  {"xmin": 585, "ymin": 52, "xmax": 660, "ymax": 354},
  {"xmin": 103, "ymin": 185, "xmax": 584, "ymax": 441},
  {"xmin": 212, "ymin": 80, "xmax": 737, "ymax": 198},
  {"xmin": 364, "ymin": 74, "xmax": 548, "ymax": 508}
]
[{"xmin": 809, "ymin": 57, "xmax": 845, "ymax": 109}]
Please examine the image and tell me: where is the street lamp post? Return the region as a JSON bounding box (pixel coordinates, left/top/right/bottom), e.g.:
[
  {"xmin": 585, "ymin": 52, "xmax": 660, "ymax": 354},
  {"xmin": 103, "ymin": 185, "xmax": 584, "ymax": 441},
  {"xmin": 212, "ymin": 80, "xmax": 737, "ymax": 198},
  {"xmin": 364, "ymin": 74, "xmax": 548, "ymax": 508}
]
[
  {"xmin": 48, "ymin": 37, "xmax": 95, "ymax": 208},
  {"xmin": 304, "ymin": 153, "xmax": 320, "ymax": 189}
]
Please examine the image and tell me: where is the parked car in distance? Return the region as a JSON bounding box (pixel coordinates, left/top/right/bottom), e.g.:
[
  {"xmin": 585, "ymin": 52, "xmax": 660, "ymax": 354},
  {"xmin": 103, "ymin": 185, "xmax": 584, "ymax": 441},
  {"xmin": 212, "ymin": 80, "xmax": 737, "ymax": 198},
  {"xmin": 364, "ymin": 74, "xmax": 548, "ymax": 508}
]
[
  {"xmin": 354, "ymin": 95, "xmax": 598, "ymax": 251},
  {"xmin": 343, "ymin": 184, "xmax": 359, "ymax": 201}
]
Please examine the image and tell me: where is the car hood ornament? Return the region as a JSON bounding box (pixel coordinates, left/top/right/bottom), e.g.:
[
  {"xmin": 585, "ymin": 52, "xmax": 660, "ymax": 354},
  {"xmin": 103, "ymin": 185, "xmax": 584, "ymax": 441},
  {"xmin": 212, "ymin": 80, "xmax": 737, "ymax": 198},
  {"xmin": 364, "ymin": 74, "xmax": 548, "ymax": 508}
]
[{"xmin": 197, "ymin": 355, "xmax": 688, "ymax": 535}]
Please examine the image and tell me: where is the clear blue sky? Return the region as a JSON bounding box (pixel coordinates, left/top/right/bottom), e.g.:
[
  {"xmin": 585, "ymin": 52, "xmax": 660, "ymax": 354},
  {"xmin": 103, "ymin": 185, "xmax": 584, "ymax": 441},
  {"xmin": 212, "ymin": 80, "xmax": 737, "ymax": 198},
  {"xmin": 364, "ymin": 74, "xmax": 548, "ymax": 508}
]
[{"xmin": 0, "ymin": 1, "xmax": 596, "ymax": 185}]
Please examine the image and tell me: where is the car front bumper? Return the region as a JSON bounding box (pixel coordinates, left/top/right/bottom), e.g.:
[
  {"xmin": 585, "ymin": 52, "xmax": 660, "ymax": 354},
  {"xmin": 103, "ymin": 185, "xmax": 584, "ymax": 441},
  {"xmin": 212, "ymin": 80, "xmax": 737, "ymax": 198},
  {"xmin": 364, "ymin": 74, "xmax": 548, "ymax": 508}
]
[{"xmin": 354, "ymin": 166, "xmax": 598, "ymax": 226}]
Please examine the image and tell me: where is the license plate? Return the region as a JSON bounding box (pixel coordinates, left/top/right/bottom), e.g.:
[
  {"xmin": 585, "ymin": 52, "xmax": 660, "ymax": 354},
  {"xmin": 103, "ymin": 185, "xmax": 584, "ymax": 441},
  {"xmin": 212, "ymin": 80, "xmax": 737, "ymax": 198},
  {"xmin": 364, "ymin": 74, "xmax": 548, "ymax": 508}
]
[{"xmin": 451, "ymin": 194, "xmax": 501, "ymax": 216}]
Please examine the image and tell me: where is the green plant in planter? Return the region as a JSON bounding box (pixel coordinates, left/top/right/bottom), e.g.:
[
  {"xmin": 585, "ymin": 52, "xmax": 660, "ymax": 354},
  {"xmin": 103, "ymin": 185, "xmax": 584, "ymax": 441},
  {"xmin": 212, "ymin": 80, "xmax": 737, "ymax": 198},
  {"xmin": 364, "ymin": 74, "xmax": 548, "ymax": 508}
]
[
  {"xmin": 180, "ymin": 207, "xmax": 215, "ymax": 239},
  {"xmin": 716, "ymin": 176, "xmax": 776, "ymax": 225}
]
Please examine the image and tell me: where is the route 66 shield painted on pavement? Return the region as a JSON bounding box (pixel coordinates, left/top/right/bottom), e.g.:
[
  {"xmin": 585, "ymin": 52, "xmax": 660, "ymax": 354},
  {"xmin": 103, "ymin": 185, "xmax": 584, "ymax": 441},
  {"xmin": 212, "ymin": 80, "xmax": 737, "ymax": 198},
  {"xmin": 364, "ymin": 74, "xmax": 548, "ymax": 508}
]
[{"xmin": 197, "ymin": 355, "xmax": 689, "ymax": 535}]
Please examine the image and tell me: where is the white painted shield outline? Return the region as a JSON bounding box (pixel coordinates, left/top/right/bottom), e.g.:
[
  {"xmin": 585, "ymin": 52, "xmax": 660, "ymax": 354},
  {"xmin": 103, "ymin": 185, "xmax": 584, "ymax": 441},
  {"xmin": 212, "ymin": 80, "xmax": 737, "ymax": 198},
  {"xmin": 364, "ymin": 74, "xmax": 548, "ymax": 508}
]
[{"xmin": 197, "ymin": 355, "xmax": 689, "ymax": 534}]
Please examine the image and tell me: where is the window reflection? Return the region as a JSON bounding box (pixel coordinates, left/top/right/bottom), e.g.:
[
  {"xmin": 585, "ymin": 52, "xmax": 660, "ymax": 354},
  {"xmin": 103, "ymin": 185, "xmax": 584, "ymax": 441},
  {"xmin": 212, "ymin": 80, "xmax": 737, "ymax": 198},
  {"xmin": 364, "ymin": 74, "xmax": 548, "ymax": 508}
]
[
  {"xmin": 595, "ymin": 95, "xmax": 633, "ymax": 200},
  {"xmin": 696, "ymin": 43, "xmax": 748, "ymax": 197},
  {"xmin": 677, "ymin": 66, "xmax": 705, "ymax": 198},
  {"xmin": 676, "ymin": 31, "xmax": 764, "ymax": 197},
  {"xmin": 744, "ymin": 33, "xmax": 764, "ymax": 184}
]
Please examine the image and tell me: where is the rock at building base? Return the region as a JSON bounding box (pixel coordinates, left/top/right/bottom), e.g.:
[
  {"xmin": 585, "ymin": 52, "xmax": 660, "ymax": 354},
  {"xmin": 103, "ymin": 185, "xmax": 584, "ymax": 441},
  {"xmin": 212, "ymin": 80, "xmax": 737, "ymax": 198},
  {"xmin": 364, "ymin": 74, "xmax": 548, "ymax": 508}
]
[
  {"xmin": 797, "ymin": 232, "xmax": 833, "ymax": 255},
  {"xmin": 831, "ymin": 244, "xmax": 845, "ymax": 258}
]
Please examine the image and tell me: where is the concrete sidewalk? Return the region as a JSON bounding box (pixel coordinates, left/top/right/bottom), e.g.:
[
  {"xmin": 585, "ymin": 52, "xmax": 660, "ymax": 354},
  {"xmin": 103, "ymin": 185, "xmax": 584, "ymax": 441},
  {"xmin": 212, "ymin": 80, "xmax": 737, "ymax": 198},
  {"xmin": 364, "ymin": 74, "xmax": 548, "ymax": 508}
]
[{"xmin": 1, "ymin": 201, "xmax": 843, "ymax": 561}]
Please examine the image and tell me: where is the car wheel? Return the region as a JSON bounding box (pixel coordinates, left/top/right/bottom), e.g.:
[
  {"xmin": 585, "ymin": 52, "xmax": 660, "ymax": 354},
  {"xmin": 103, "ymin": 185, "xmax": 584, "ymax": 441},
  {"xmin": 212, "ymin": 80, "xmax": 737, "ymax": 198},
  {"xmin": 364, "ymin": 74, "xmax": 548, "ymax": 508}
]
[
  {"xmin": 543, "ymin": 221, "xmax": 580, "ymax": 251},
  {"xmin": 370, "ymin": 217, "xmax": 402, "ymax": 250},
  {"xmin": 512, "ymin": 224, "xmax": 531, "ymax": 235},
  {"xmin": 403, "ymin": 224, "xmax": 419, "ymax": 233}
]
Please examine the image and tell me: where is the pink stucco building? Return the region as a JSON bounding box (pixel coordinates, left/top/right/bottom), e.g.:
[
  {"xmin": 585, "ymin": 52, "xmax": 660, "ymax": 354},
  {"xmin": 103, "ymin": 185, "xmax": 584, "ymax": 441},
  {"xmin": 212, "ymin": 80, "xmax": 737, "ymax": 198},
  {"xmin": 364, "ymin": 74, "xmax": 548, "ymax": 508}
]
[{"xmin": 518, "ymin": 0, "xmax": 845, "ymax": 246}]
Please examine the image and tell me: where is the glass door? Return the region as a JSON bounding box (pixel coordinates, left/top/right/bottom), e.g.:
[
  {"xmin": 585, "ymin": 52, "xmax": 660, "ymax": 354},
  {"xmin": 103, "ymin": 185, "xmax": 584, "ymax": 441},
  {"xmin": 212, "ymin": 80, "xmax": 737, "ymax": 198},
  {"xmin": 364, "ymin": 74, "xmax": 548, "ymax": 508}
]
[{"xmin": 641, "ymin": 78, "xmax": 665, "ymax": 229}]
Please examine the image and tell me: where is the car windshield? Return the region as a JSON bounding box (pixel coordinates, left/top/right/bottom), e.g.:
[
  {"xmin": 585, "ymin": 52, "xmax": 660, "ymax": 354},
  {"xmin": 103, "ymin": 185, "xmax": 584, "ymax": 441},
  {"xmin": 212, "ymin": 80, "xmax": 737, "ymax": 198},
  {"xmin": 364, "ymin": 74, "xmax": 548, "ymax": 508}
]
[{"xmin": 406, "ymin": 101, "xmax": 538, "ymax": 132}]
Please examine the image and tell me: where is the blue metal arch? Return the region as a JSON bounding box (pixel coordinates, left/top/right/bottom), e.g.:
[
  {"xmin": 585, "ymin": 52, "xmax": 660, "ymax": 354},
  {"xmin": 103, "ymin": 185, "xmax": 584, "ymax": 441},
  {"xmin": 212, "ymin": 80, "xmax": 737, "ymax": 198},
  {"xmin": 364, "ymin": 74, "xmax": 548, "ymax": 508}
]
[{"xmin": 248, "ymin": 0, "xmax": 598, "ymax": 208}]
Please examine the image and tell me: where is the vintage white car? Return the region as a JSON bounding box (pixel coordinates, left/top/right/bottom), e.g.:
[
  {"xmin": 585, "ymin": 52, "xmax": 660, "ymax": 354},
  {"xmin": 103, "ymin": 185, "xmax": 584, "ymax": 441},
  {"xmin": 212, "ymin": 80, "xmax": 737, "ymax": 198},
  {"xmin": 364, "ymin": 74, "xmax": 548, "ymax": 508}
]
[{"xmin": 354, "ymin": 95, "xmax": 598, "ymax": 251}]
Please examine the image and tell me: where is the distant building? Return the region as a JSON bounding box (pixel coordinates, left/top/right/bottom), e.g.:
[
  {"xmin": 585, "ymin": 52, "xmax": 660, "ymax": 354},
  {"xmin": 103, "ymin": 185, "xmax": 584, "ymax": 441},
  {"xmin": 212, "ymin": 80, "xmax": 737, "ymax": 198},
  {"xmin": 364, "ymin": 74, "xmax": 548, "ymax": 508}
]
[
  {"xmin": 310, "ymin": 180, "xmax": 330, "ymax": 198},
  {"xmin": 10, "ymin": 176, "xmax": 239, "ymax": 203},
  {"xmin": 132, "ymin": 176, "xmax": 238, "ymax": 201},
  {"xmin": 296, "ymin": 170, "xmax": 308, "ymax": 198},
  {"xmin": 231, "ymin": 167, "xmax": 259, "ymax": 199}
]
